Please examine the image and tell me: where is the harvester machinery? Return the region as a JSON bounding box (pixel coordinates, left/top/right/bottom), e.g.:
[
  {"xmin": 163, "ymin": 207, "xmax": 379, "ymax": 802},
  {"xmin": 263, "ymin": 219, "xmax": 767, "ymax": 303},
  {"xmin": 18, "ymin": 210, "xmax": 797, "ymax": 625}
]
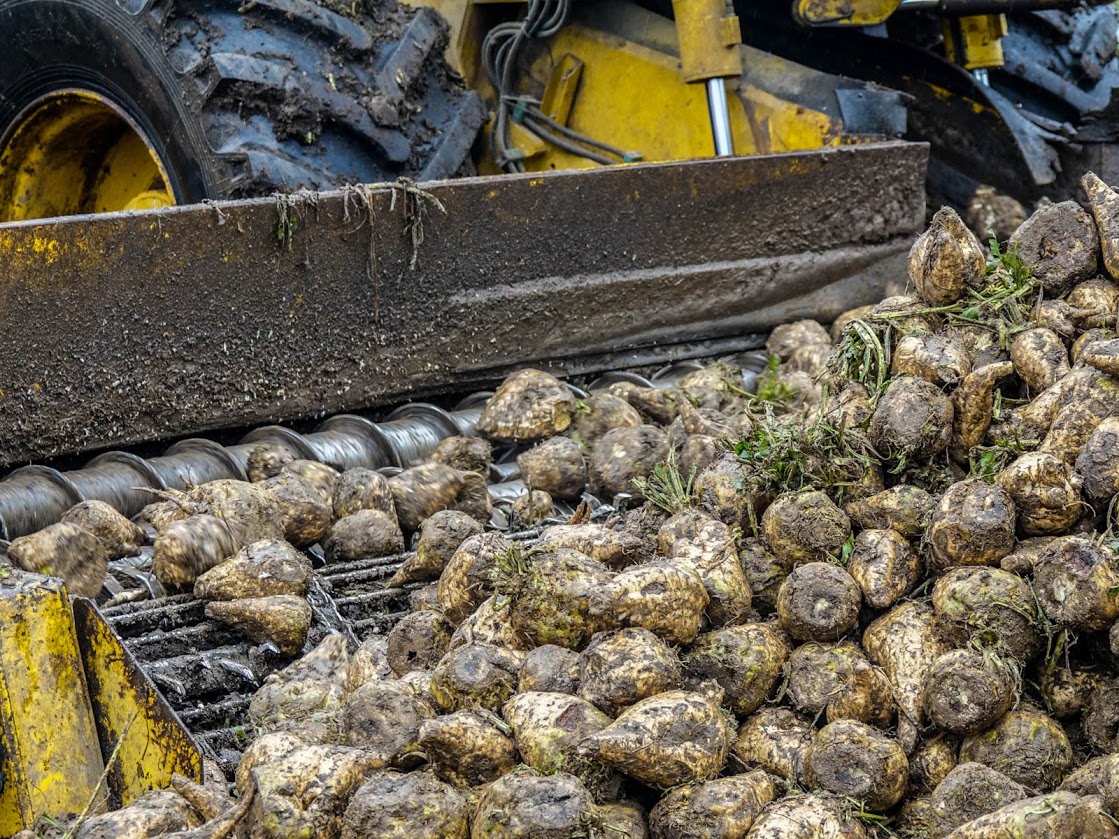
[{"xmin": 0, "ymin": 0, "xmax": 1111, "ymax": 830}]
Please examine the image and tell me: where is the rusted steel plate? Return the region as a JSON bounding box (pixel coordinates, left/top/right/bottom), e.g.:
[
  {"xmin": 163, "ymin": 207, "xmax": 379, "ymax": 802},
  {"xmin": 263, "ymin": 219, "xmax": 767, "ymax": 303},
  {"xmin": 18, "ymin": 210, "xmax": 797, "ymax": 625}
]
[{"xmin": 0, "ymin": 142, "xmax": 926, "ymax": 465}]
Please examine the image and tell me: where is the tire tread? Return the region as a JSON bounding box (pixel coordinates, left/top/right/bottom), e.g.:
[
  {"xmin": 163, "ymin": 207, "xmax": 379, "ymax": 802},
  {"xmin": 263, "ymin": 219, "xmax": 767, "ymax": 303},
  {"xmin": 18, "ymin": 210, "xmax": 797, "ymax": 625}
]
[{"xmin": 158, "ymin": 0, "xmax": 480, "ymax": 196}]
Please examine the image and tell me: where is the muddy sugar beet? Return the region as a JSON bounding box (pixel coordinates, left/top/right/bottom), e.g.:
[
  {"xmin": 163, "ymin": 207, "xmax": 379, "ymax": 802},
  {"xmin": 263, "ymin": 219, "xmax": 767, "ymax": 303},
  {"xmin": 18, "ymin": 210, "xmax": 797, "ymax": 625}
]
[{"xmin": 60, "ymin": 182, "xmax": 1119, "ymax": 838}]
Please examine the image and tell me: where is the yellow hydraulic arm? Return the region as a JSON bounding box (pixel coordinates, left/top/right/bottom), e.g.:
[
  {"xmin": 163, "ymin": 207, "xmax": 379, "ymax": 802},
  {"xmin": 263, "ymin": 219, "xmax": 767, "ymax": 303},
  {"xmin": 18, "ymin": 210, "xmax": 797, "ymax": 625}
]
[{"xmin": 671, "ymin": 0, "xmax": 743, "ymax": 155}]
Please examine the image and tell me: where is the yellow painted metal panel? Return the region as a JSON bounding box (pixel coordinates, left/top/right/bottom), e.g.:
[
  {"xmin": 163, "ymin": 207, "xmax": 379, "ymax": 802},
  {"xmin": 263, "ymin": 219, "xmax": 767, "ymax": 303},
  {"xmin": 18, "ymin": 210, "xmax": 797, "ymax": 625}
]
[
  {"xmin": 540, "ymin": 53, "xmax": 584, "ymax": 125},
  {"xmin": 412, "ymin": 0, "xmax": 844, "ymax": 174},
  {"xmin": 944, "ymin": 14, "xmax": 1007, "ymax": 70},
  {"xmin": 506, "ymin": 25, "xmax": 840, "ymax": 172},
  {"xmin": 72, "ymin": 598, "xmax": 203, "ymax": 810},
  {"xmin": 671, "ymin": 0, "xmax": 742, "ymax": 81},
  {"xmin": 0, "ymin": 572, "xmax": 105, "ymax": 834}
]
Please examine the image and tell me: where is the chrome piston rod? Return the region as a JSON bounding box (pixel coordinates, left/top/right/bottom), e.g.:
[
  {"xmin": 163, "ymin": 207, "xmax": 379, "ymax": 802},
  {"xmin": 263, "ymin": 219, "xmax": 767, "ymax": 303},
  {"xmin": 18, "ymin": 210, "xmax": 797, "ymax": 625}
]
[{"xmin": 707, "ymin": 78, "xmax": 735, "ymax": 157}]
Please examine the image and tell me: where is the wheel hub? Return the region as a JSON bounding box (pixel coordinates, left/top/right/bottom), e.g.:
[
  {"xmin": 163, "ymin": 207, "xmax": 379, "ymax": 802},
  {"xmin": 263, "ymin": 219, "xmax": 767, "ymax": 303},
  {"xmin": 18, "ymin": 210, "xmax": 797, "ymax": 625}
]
[{"xmin": 0, "ymin": 89, "xmax": 175, "ymax": 222}]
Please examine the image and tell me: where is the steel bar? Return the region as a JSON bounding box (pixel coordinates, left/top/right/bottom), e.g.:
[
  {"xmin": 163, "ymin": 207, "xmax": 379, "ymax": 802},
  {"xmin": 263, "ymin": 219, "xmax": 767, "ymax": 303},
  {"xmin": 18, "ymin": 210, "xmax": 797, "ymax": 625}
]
[
  {"xmin": 0, "ymin": 402, "xmax": 483, "ymax": 539},
  {"xmin": 899, "ymin": 0, "xmax": 1076, "ymax": 11},
  {"xmin": 0, "ymin": 353, "xmax": 765, "ymax": 539},
  {"xmin": 0, "ymin": 145, "xmax": 927, "ymax": 466},
  {"xmin": 707, "ymin": 78, "xmax": 735, "ymax": 156}
]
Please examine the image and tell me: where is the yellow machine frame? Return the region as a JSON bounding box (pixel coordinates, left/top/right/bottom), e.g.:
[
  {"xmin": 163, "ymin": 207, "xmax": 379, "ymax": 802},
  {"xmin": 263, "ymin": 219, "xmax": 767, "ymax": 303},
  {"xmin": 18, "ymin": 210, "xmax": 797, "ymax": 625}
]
[{"xmin": 412, "ymin": 0, "xmax": 853, "ymax": 173}]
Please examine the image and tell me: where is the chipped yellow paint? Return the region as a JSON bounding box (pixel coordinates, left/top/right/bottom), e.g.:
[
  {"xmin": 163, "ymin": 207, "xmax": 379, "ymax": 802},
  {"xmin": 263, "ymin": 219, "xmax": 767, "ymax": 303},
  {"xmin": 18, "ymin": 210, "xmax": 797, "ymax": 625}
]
[
  {"xmin": 0, "ymin": 225, "xmax": 104, "ymax": 286},
  {"xmin": 0, "ymin": 234, "xmax": 61, "ymax": 266},
  {"xmin": 28, "ymin": 236, "xmax": 58, "ymax": 256}
]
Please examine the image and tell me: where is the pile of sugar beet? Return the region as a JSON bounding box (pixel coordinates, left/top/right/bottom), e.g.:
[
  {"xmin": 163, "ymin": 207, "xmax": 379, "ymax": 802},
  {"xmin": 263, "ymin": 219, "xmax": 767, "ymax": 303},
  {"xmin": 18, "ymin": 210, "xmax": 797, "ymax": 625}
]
[{"xmin": 26, "ymin": 172, "xmax": 1119, "ymax": 838}]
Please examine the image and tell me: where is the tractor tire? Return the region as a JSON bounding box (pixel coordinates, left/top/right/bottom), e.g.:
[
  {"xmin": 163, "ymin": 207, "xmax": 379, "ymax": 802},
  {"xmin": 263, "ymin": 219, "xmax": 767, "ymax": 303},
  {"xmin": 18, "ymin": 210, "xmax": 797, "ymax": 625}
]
[
  {"xmin": 0, "ymin": 0, "xmax": 487, "ymax": 208},
  {"xmin": 998, "ymin": 5, "xmax": 1119, "ymax": 132},
  {"xmin": 996, "ymin": 5, "xmax": 1119, "ymax": 197}
]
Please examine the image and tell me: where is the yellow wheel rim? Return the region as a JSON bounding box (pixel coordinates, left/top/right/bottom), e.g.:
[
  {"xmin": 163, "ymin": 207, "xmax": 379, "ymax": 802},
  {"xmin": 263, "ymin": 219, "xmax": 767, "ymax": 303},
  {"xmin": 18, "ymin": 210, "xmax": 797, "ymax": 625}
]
[{"xmin": 0, "ymin": 89, "xmax": 176, "ymax": 223}]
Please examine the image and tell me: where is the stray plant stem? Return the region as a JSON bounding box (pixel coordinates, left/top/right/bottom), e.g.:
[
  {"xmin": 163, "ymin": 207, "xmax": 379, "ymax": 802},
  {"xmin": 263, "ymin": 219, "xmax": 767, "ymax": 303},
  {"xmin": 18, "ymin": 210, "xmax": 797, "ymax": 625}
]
[
  {"xmin": 842, "ymin": 796, "xmax": 895, "ymax": 836},
  {"xmin": 968, "ymin": 435, "xmax": 1040, "ymax": 482},
  {"xmin": 63, "ymin": 712, "xmax": 138, "ymax": 838},
  {"xmin": 273, "ymin": 192, "xmax": 301, "ymax": 251},
  {"xmin": 822, "ymin": 319, "xmax": 890, "ymax": 397},
  {"xmin": 341, "ymin": 184, "xmax": 381, "ymax": 321},
  {"xmin": 734, "ymin": 409, "xmax": 878, "ymax": 506},
  {"xmin": 753, "ymin": 356, "xmax": 797, "ymax": 406},
  {"xmin": 634, "ymin": 449, "xmax": 696, "ymax": 514},
  {"xmin": 384, "ymin": 178, "xmax": 446, "ymax": 269}
]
